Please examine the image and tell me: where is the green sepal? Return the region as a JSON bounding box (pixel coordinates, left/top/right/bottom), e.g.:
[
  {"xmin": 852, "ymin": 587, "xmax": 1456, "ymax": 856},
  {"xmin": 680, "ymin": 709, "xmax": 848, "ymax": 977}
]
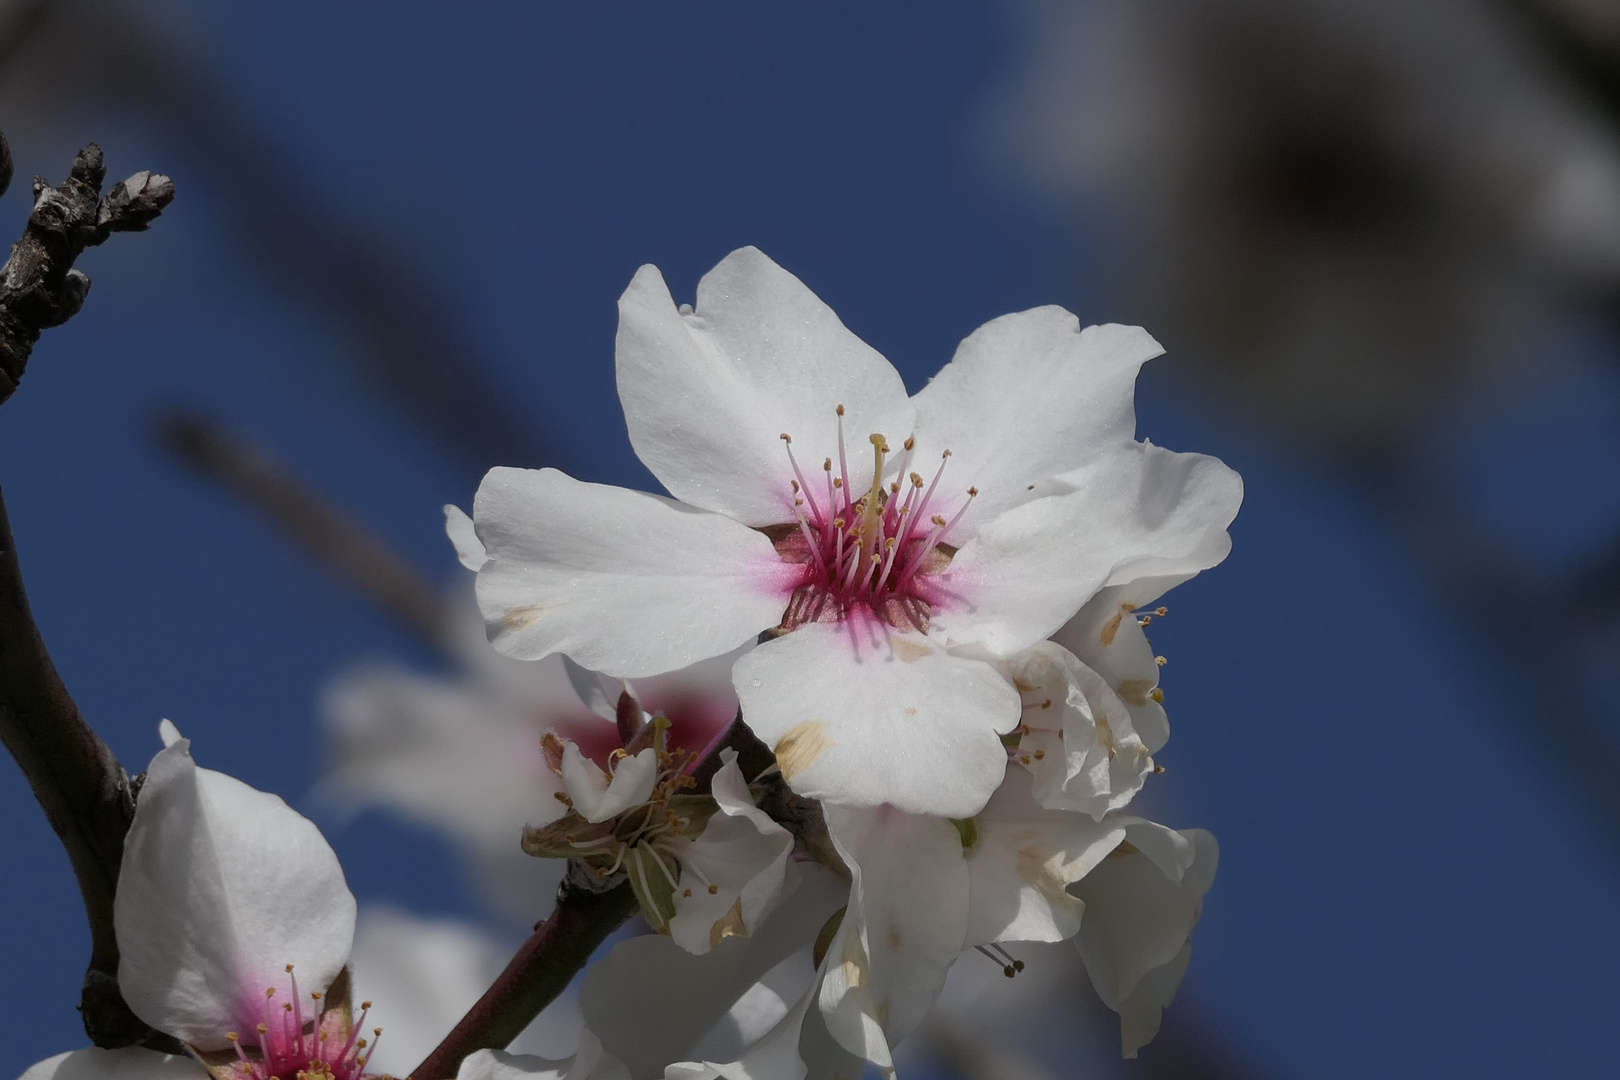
[{"xmin": 624, "ymin": 844, "xmax": 678, "ymax": 934}]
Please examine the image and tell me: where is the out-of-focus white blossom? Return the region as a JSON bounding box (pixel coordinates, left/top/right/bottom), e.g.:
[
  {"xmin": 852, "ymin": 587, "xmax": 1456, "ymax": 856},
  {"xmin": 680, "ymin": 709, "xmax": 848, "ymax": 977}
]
[
  {"xmin": 466, "ymin": 246, "xmax": 1240, "ymax": 819},
  {"xmin": 320, "ymin": 592, "xmax": 738, "ymax": 922}
]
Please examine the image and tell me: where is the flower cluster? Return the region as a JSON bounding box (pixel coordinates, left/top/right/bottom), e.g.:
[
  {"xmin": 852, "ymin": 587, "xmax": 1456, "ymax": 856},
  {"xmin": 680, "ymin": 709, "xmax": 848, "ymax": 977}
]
[
  {"xmin": 446, "ymin": 248, "xmax": 1241, "ymax": 1076},
  {"xmin": 21, "ymin": 247, "xmax": 1239, "ymax": 1080}
]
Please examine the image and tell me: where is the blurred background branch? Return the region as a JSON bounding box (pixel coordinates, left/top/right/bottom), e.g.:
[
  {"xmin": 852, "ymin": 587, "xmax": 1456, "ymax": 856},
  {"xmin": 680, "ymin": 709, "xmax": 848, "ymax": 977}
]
[{"xmin": 155, "ymin": 411, "xmax": 451, "ymax": 656}]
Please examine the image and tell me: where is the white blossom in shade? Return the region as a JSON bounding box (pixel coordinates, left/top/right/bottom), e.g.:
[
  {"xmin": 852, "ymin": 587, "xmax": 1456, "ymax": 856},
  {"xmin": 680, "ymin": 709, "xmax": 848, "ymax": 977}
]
[
  {"xmin": 1055, "ymin": 575, "xmax": 1192, "ymax": 756},
  {"xmin": 997, "ymin": 640, "xmax": 1152, "ymax": 818},
  {"xmin": 560, "ymin": 743, "xmax": 660, "ymax": 824},
  {"xmin": 454, "ymin": 1034, "xmax": 629, "ymax": 1080},
  {"xmin": 19, "ymin": 1049, "xmax": 205, "ymax": 1080},
  {"xmin": 106, "ymin": 723, "xmax": 393, "ymax": 1080},
  {"xmin": 962, "ymin": 769, "xmax": 1130, "ymax": 948},
  {"xmin": 320, "ymin": 588, "xmax": 739, "ymax": 922},
  {"xmin": 1072, "ymin": 821, "xmax": 1219, "ymax": 1058},
  {"xmin": 815, "ymin": 805, "xmax": 970, "ymax": 1074},
  {"xmin": 580, "ymin": 866, "xmax": 852, "ymax": 1079},
  {"xmin": 468, "ymin": 246, "xmax": 1242, "ymax": 818},
  {"xmin": 666, "ymin": 751, "xmax": 795, "ymax": 956}
]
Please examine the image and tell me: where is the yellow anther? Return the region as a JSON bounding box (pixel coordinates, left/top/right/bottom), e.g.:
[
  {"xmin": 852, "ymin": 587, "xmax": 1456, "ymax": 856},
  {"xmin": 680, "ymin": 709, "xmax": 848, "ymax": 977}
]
[
  {"xmin": 285, "ymin": 964, "xmax": 294, "ymax": 973},
  {"xmin": 361, "ymin": 1001, "xmax": 372, "ymax": 1010},
  {"xmin": 779, "ymin": 433, "xmax": 791, "ymax": 442},
  {"xmin": 911, "ymin": 473, "xmax": 923, "ymax": 487},
  {"xmin": 836, "ymin": 404, "xmax": 845, "ymax": 416},
  {"xmin": 823, "ymin": 458, "xmax": 833, "ymax": 471},
  {"xmin": 227, "ymin": 1033, "xmax": 240, "ymax": 1043},
  {"xmin": 930, "ymin": 514, "xmax": 946, "ymax": 526},
  {"xmin": 708, "ymin": 884, "xmax": 719, "ymax": 895},
  {"xmin": 266, "ymin": 988, "xmax": 276, "ymax": 998},
  {"xmin": 1150, "ymin": 688, "xmax": 1165, "ymax": 704},
  {"xmin": 1155, "ymin": 656, "xmax": 1167, "ymax": 667},
  {"xmin": 257, "ymin": 1024, "xmax": 269, "ymax": 1034},
  {"xmin": 311, "ymin": 991, "xmax": 322, "ymax": 1000}
]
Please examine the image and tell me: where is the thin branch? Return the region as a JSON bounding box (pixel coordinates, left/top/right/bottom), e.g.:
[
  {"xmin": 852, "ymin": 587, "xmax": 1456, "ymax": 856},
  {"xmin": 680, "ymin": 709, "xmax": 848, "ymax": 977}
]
[
  {"xmin": 0, "ymin": 488, "xmax": 173, "ymax": 1049},
  {"xmin": 0, "ymin": 140, "xmax": 173, "ymax": 405},
  {"xmin": 0, "ymin": 0, "xmax": 569, "ymax": 478},
  {"xmin": 154, "ymin": 411, "xmax": 450, "ymax": 654},
  {"xmin": 408, "ymin": 880, "xmax": 638, "ymax": 1080},
  {"xmin": 0, "ymin": 134, "xmax": 176, "ymax": 1047}
]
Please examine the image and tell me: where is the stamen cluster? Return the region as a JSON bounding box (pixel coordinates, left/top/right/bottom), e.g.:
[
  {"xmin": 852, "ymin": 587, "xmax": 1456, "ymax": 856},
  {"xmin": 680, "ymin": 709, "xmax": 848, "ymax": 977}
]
[
  {"xmin": 224, "ymin": 966, "xmax": 382, "ymax": 1080},
  {"xmin": 775, "ymin": 406, "xmax": 974, "ymax": 633},
  {"xmin": 523, "ymin": 720, "xmax": 715, "ymax": 932}
]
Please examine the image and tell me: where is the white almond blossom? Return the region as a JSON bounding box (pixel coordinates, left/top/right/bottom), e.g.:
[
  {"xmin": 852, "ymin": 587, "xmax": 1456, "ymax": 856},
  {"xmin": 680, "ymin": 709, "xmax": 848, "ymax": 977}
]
[
  {"xmin": 465, "ymin": 246, "xmax": 1241, "ymax": 818},
  {"xmin": 1073, "ymin": 822, "xmax": 1218, "ymax": 1058},
  {"xmin": 23, "ymin": 722, "xmax": 380, "ymax": 1080}
]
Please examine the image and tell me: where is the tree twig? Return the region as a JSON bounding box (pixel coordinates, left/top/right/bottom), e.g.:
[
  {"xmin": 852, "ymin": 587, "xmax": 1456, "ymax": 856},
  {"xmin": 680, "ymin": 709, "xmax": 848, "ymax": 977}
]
[
  {"xmin": 0, "ymin": 489, "xmax": 174, "ymax": 1050},
  {"xmin": 154, "ymin": 411, "xmax": 450, "ymax": 654},
  {"xmin": 0, "ymin": 133, "xmax": 175, "ymax": 1047},
  {"xmin": 408, "ymin": 880, "xmax": 638, "ymax": 1080},
  {"xmin": 0, "ymin": 139, "xmax": 173, "ymax": 406}
]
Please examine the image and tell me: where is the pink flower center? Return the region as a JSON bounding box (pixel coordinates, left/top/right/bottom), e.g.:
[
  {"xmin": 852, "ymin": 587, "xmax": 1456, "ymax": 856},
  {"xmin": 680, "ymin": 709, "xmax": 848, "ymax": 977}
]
[
  {"xmin": 772, "ymin": 405, "xmax": 974, "ymax": 633},
  {"xmin": 225, "ymin": 967, "xmax": 383, "ymax": 1080}
]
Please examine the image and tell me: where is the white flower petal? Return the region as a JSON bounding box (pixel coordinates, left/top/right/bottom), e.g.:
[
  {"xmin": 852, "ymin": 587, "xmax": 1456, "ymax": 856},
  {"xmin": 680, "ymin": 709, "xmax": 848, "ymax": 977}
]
[
  {"xmin": 965, "ymin": 769, "xmax": 1126, "ymax": 947},
  {"xmin": 446, "ymin": 504, "xmax": 489, "ymax": 571},
  {"xmin": 670, "ymin": 752, "xmax": 795, "ymax": 955},
  {"xmin": 457, "ymin": 1034, "xmax": 629, "ymax": 1080},
  {"xmin": 562, "ymin": 744, "xmax": 657, "ymax": 823},
  {"xmin": 563, "ymin": 656, "xmax": 638, "ymax": 725},
  {"xmin": 663, "ymin": 981, "xmax": 816, "ymax": 1080},
  {"xmin": 999, "ymin": 642, "xmax": 1153, "ymax": 818},
  {"xmin": 1053, "ymin": 581, "xmax": 1186, "ymax": 754},
  {"xmin": 732, "ymin": 624, "xmax": 1019, "ymax": 817},
  {"xmin": 582, "ymin": 865, "xmax": 848, "ymax": 1078},
  {"xmin": 913, "ymin": 313, "xmax": 1162, "ymax": 536},
  {"xmin": 20, "ymin": 1049, "xmax": 204, "ymax": 1080},
  {"xmin": 616, "ymin": 248, "xmax": 915, "ymax": 527},
  {"xmin": 1073, "ymin": 827, "xmax": 1217, "ymax": 1056},
  {"xmin": 473, "ymin": 467, "xmax": 796, "ymax": 677},
  {"xmin": 932, "ymin": 441, "xmax": 1242, "ymax": 657},
  {"xmin": 820, "ymin": 806, "xmax": 970, "ymax": 1063},
  {"xmin": 1117, "ymin": 943, "xmax": 1192, "ymax": 1059},
  {"xmin": 115, "ymin": 735, "xmax": 356, "ymax": 1049}
]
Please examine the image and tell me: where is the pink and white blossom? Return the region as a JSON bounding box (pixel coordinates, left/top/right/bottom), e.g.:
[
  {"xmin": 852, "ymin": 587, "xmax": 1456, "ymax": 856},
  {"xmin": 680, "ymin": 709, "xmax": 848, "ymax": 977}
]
[{"xmin": 466, "ymin": 247, "xmax": 1241, "ymax": 818}]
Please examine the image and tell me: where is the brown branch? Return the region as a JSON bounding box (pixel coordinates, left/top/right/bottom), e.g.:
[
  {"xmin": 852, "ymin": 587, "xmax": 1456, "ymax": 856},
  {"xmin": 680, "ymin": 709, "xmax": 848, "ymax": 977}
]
[
  {"xmin": 0, "ymin": 139, "xmax": 173, "ymax": 406},
  {"xmin": 407, "ymin": 716, "xmax": 799, "ymax": 1080},
  {"xmin": 0, "ymin": 489, "xmax": 174, "ymax": 1049},
  {"xmin": 154, "ymin": 412, "xmax": 450, "ymax": 654},
  {"xmin": 409, "ymin": 880, "xmax": 638, "ymax": 1080},
  {"xmin": 0, "ymin": 133, "xmax": 175, "ymax": 1048}
]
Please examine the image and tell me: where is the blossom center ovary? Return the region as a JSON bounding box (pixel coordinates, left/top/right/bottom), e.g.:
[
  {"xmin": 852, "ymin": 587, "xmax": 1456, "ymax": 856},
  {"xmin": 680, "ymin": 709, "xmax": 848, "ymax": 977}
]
[
  {"xmin": 774, "ymin": 405, "xmax": 974, "ymax": 633},
  {"xmin": 223, "ymin": 966, "xmax": 384, "ymax": 1080}
]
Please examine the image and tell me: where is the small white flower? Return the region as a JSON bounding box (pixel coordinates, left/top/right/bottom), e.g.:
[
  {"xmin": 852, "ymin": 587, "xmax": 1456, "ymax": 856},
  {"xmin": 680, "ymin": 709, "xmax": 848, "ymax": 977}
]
[
  {"xmin": 16, "ymin": 724, "xmax": 412, "ymax": 1080},
  {"xmin": 1072, "ymin": 821, "xmax": 1218, "ymax": 1058},
  {"xmin": 998, "ymin": 640, "xmax": 1153, "ymax": 818},
  {"xmin": 114, "ymin": 722, "xmax": 364, "ymax": 1067},
  {"xmin": 468, "ymin": 247, "xmax": 1241, "ymax": 818}
]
